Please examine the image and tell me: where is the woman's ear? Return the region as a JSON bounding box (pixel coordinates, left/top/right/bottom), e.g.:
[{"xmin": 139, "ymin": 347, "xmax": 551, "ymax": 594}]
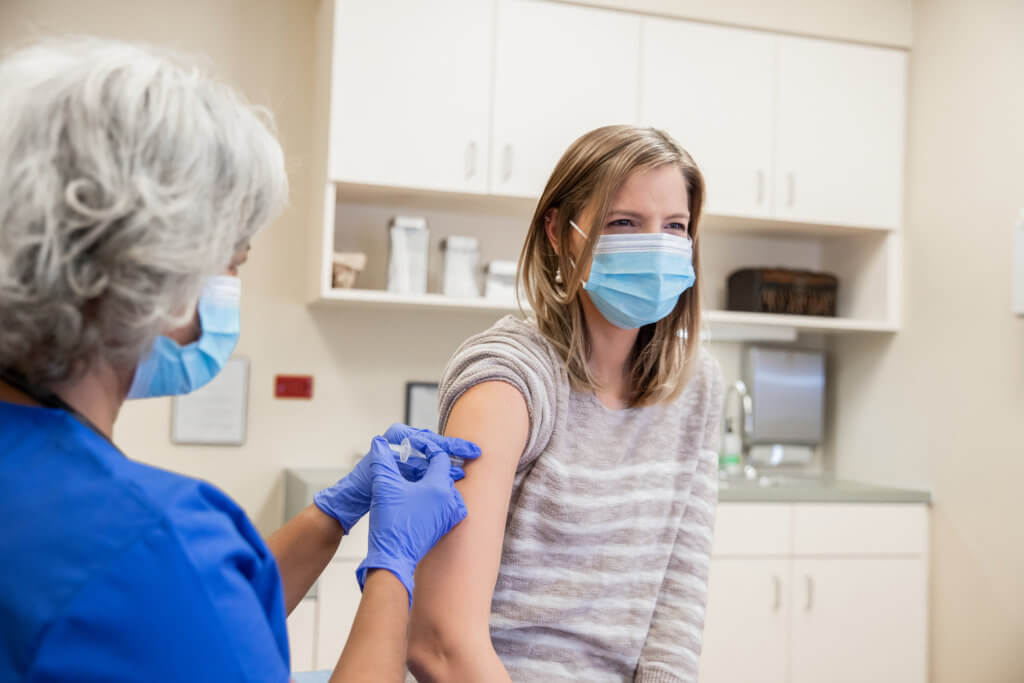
[{"xmin": 544, "ymin": 208, "xmax": 560, "ymax": 254}]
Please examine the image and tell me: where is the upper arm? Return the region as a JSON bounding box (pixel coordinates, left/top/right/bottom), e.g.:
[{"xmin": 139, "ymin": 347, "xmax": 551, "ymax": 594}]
[
  {"xmin": 409, "ymin": 380, "xmax": 529, "ymax": 643},
  {"xmin": 28, "ymin": 523, "xmax": 290, "ymax": 682}
]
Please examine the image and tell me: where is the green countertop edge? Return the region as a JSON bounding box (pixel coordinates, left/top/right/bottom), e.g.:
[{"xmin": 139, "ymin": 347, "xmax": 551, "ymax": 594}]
[{"xmin": 718, "ymin": 483, "xmax": 931, "ymax": 504}]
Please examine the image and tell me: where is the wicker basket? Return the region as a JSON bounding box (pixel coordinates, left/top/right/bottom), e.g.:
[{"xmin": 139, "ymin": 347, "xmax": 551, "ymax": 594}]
[{"xmin": 727, "ymin": 268, "xmax": 838, "ymax": 317}]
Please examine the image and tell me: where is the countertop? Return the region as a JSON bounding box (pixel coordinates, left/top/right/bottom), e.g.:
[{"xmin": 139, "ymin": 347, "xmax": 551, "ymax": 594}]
[
  {"xmin": 285, "ymin": 467, "xmax": 931, "ymax": 522},
  {"xmin": 718, "ymin": 474, "xmax": 931, "ymax": 504}
]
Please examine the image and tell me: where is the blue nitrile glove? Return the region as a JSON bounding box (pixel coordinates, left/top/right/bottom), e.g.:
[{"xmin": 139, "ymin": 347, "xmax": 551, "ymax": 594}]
[
  {"xmin": 355, "ymin": 437, "xmax": 469, "ymax": 605},
  {"xmin": 385, "ymin": 423, "xmax": 482, "ymax": 483},
  {"xmin": 313, "ymin": 425, "xmax": 480, "ymax": 533}
]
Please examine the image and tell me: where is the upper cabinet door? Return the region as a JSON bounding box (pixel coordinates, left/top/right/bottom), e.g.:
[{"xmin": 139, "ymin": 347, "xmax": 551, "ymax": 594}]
[
  {"xmin": 774, "ymin": 37, "xmax": 907, "ymax": 229},
  {"xmin": 328, "ymin": 0, "xmax": 494, "ymax": 193},
  {"xmin": 490, "ymin": 0, "xmax": 641, "ymax": 198},
  {"xmin": 641, "ymin": 19, "xmax": 777, "ymax": 220}
]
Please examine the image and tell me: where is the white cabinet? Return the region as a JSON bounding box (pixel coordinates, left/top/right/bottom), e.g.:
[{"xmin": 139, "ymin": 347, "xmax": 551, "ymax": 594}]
[
  {"xmin": 774, "ymin": 37, "xmax": 906, "ymax": 229},
  {"xmin": 320, "ymin": 1, "xmax": 907, "ymax": 225},
  {"xmin": 287, "ymin": 597, "xmax": 317, "ymax": 673},
  {"xmin": 641, "ymin": 19, "xmax": 777, "ymax": 219},
  {"xmin": 701, "ymin": 558, "xmax": 791, "ymax": 683},
  {"xmin": 311, "ymin": 516, "xmax": 369, "ymax": 670},
  {"xmin": 642, "ymin": 20, "xmax": 905, "ymax": 230},
  {"xmin": 790, "ymin": 558, "xmax": 928, "ymax": 683},
  {"xmin": 313, "ymin": 558, "xmax": 363, "ymax": 670},
  {"xmin": 327, "ymin": 0, "xmax": 494, "ymax": 193},
  {"xmin": 699, "ymin": 503, "xmax": 929, "ymax": 683},
  {"xmin": 490, "ymin": 0, "xmax": 640, "ymax": 198}
]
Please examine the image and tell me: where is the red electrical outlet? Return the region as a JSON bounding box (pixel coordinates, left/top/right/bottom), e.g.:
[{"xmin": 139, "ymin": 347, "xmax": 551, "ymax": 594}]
[{"xmin": 275, "ymin": 374, "xmax": 313, "ymax": 399}]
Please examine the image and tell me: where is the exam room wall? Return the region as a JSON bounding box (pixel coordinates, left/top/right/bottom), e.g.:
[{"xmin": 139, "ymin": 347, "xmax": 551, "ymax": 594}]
[{"xmin": 827, "ymin": 0, "xmax": 1024, "ymax": 680}]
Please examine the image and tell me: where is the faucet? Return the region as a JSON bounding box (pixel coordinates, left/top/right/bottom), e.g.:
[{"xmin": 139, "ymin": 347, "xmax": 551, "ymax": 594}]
[{"xmin": 723, "ymin": 379, "xmax": 757, "ymax": 481}]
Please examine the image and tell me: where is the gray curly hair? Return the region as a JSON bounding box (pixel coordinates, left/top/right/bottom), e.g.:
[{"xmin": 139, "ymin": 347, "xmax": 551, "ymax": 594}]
[{"xmin": 0, "ymin": 37, "xmax": 288, "ymax": 385}]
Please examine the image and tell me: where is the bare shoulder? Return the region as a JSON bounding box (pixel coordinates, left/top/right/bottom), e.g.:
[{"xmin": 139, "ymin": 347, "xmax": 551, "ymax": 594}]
[{"xmin": 446, "ymin": 380, "xmax": 529, "ymax": 452}]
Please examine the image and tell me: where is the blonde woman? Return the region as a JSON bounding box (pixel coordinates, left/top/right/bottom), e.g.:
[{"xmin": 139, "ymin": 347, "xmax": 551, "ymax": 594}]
[{"xmin": 407, "ymin": 125, "xmax": 724, "ymax": 682}]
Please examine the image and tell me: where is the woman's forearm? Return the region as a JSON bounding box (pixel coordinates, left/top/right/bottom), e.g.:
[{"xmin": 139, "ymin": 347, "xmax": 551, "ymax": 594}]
[
  {"xmin": 266, "ymin": 503, "xmax": 344, "ymax": 614},
  {"xmin": 407, "ymin": 636, "xmax": 512, "ymax": 683},
  {"xmin": 330, "ymin": 569, "xmax": 409, "ymax": 683}
]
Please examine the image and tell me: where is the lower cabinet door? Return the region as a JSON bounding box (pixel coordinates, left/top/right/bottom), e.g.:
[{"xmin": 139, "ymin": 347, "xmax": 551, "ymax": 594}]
[
  {"xmin": 699, "ymin": 558, "xmax": 790, "ymax": 683},
  {"xmin": 286, "ymin": 597, "xmax": 317, "ymax": 673},
  {"xmin": 314, "ymin": 559, "xmax": 363, "ymax": 671},
  {"xmin": 790, "ymin": 558, "xmax": 928, "ymax": 683}
]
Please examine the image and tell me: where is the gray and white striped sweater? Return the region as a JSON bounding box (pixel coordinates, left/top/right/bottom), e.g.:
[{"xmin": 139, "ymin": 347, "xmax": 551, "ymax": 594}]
[{"xmin": 438, "ymin": 316, "xmax": 724, "ymax": 683}]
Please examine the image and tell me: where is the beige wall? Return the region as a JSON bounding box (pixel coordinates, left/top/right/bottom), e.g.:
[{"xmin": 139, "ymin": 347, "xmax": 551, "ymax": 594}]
[{"xmin": 830, "ymin": 0, "xmax": 1024, "ymax": 680}]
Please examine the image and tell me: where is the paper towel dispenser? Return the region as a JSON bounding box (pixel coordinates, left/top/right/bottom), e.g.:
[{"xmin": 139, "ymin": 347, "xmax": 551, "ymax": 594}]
[{"xmin": 743, "ymin": 347, "xmax": 825, "ymax": 465}]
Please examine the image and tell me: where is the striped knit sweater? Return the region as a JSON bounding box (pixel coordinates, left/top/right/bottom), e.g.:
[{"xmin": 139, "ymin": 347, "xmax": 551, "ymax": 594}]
[{"xmin": 437, "ymin": 316, "xmax": 724, "ymax": 683}]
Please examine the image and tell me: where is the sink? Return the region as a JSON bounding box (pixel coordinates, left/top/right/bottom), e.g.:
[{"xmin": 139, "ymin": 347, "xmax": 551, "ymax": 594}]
[{"xmin": 720, "ymin": 472, "xmax": 828, "ymax": 489}]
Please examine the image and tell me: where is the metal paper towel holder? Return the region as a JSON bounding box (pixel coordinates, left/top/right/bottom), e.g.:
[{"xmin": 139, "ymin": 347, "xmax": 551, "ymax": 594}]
[{"xmin": 743, "ymin": 347, "xmax": 825, "ymax": 468}]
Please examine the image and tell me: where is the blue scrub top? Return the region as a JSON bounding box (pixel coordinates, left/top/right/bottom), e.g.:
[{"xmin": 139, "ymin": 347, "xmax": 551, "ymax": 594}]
[{"xmin": 0, "ymin": 401, "xmax": 291, "ymax": 682}]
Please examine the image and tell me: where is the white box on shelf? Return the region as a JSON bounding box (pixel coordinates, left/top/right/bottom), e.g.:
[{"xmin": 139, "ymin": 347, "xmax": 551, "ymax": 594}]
[
  {"xmin": 485, "ymin": 260, "xmax": 518, "ymax": 305},
  {"xmin": 387, "ymin": 216, "xmax": 429, "ymax": 295},
  {"xmin": 441, "ymin": 235, "xmax": 481, "ymax": 298}
]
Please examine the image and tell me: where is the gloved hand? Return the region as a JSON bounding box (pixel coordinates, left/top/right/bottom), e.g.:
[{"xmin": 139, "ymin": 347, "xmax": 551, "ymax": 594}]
[
  {"xmin": 385, "ymin": 423, "xmax": 481, "ymax": 482},
  {"xmin": 355, "ymin": 437, "xmax": 469, "ymax": 605},
  {"xmin": 313, "ymin": 425, "xmax": 480, "ymax": 533}
]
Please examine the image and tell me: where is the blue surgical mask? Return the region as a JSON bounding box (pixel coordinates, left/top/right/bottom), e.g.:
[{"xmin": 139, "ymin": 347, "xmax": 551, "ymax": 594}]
[
  {"xmin": 127, "ymin": 275, "xmax": 241, "ymax": 399},
  {"xmin": 571, "ymin": 220, "xmax": 695, "ymax": 329}
]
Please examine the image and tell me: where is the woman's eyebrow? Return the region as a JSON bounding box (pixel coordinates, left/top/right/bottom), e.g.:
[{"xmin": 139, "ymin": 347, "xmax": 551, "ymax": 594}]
[{"xmin": 607, "ymin": 209, "xmax": 691, "ymax": 222}]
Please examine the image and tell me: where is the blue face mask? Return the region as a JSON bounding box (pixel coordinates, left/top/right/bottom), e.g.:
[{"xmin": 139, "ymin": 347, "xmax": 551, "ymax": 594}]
[
  {"xmin": 126, "ymin": 275, "xmax": 241, "ymax": 399},
  {"xmin": 571, "ymin": 220, "xmax": 695, "ymax": 330}
]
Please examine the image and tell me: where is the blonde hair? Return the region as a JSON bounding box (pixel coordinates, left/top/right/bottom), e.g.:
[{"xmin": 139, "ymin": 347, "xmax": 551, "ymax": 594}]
[{"xmin": 517, "ymin": 125, "xmax": 705, "ymax": 407}]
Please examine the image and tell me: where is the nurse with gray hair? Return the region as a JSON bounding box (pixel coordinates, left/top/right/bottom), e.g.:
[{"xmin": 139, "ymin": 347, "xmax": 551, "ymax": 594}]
[{"xmin": 0, "ymin": 38, "xmax": 480, "ymax": 682}]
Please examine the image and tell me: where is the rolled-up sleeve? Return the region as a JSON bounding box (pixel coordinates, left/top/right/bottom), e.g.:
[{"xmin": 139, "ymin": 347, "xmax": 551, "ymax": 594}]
[{"xmin": 438, "ymin": 316, "xmax": 562, "ymax": 470}]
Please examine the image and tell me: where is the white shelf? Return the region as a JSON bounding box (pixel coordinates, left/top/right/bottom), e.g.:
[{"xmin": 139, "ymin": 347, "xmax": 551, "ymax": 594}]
[
  {"xmin": 311, "ymin": 288, "xmax": 521, "ymax": 313},
  {"xmin": 706, "ymin": 310, "xmax": 896, "ymax": 334},
  {"xmin": 309, "ymin": 288, "xmax": 897, "ymax": 335}
]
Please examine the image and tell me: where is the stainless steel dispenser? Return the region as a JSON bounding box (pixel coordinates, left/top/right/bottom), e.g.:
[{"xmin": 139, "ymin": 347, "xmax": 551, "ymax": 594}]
[{"xmin": 743, "ymin": 347, "xmax": 825, "ymax": 467}]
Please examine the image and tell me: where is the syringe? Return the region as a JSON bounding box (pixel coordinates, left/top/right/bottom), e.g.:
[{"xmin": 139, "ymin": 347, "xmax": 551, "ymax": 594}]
[
  {"xmin": 388, "ymin": 438, "xmax": 465, "ymax": 468},
  {"xmin": 389, "ymin": 437, "xmax": 426, "ymax": 463}
]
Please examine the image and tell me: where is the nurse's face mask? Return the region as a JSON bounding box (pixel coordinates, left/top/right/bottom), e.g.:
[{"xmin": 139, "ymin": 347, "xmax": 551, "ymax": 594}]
[
  {"xmin": 127, "ymin": 275, "xmax": 241, "ymax": 399},
  {"xmin": 569, "ymin": 220, "xmax": 695, "ymax": 330}
]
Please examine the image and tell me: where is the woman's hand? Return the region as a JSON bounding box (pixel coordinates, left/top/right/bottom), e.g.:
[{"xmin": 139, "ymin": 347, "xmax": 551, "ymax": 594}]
[
  {"xmin": 274, "ymin": 427, "xmax": 478, "ymax": 615},
  {"xmin": 313, "ymin": 425, "xmax": 479, "ymax": 533},
  {"xmin": 356, "ymin": 437, "xmax": 471, "ymax": 604}
]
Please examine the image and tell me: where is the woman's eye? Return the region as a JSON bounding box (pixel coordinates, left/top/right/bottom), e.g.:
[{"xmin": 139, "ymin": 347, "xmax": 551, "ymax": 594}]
[
  {"xmin": 608, "ymin": 218, "xmax": 634, "ymax": 227},
  {"xmin": 666, "ymin": 223, "xmax": 689, "ymax": 233}
]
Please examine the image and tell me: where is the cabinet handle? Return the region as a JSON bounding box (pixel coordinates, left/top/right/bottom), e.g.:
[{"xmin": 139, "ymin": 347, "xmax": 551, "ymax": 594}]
[
  {"xmin": 756, "ymin": 169, "xmax": 765, "ymax": 205},
  {"xmin": 465, "ymin": 141, "xmax": 477, "ymax": 179},
  {"xmin": 772, "ymin": 575, "xmax": 781, "ymax": 612},
  {"xmin": 787, "ymin": 172, "xmax": 796, "ymax": 208},
  {"xmin": 804, "ymin": 575, "xmax": 814, "ymax": 612},
  {"xmin": 502, "ymin": 144, "xmax": 514, "ymax": 183}
]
